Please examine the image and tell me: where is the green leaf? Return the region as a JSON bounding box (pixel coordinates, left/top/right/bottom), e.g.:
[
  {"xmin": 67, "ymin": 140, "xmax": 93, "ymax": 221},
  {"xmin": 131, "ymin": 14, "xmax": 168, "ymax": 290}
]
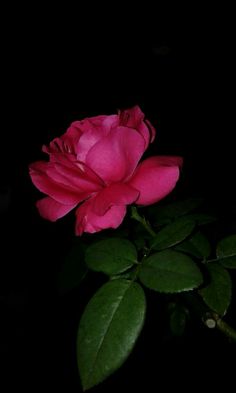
[
  {"xmin": 57, "ymin": 242, "xmax": 88, "ymax": 293},
  {"xmin": 168, "ymin": 303, "xmax": 188, "ymax": 336},
  {"xmin": 175, "ymin": 231, "xmax": 211, "ymax": 258},
  {"xmin": 148, "ymin": 197, "xmax": 203, "ymax": 222},
  {"xmin": 151, "ymin": 217, "xmax": 195, "ymax": 251},
  {"xmin": 77, "ymin": 279, "xmax": 146, "ymax": 391},
  {"xmin": 216, "ymin": 234, "xmax": 236, "ymax": 269},
  {"xmin": 139, "ymin": 250, "xmax": 203, "ymax": 293},
  {"xmin": 85, "ymin": 238, "xmax": 137, "ymax": 276},
  {"xmin": 199, "ymin": 263, "xmax": 232, "ymax": 316},
  {"xmin": 184, "ymin": 213, "xmax": 217, "ymax": 226}
]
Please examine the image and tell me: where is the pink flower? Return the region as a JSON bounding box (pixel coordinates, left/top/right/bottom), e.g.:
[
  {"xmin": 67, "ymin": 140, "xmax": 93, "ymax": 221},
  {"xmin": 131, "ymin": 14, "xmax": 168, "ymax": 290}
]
[{"xmin": 29, "ymin": 106, "xmax": 183, "ymax": 235}]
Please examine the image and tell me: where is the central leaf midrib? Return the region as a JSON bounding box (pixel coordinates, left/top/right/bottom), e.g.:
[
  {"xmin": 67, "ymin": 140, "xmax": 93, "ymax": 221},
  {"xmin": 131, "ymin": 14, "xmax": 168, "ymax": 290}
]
[{"xmin": 85, "ymin": 281, "xmax": 132, "ymax": 386}]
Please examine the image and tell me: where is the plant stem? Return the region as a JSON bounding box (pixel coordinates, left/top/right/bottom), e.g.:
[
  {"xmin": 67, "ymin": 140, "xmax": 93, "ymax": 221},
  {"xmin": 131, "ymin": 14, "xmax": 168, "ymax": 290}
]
[
  {"xmin": 215, "ymin": 317, "xmax": 236, "ymax": 342},
  {"xmin": 130, "ymin": 206, "xmax": 156, "ymax": 237},
  {"xmin": 184, "ymin": 293, "xmax": 236, "ymax": 343}
]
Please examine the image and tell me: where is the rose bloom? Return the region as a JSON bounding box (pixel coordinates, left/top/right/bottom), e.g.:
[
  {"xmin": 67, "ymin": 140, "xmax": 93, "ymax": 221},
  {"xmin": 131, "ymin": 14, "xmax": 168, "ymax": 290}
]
[{"xmin": 29, "ymin": 106, "xmax": 182, "ymax": 235}]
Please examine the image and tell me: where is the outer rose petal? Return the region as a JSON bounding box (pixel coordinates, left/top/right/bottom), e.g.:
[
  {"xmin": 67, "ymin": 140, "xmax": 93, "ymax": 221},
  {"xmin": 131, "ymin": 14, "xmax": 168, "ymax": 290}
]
[
  {"xmin": 48, "ymin": 162, "xmax": 104, "ymax": 191},
  {"xmin": 29, "ymin": 162, "xmax": 92, "ymax": 205},
  {"xmin": 128, "ymin": 156, "xmax": 182, "ymax": 205},
  {"xmin": 75, "ymin": 199, "xmax": 127, "ymax": 235},
  {"xmin": 86, "ymin": 126, "xmax": 146, "ymax": 183},
  {"xmin": 92, "ymin": 183, "xmax": 139, "ymax": 215},
  {"xmin": 36, "ymin": 197, "xmax": 77, "ymax": 221}
]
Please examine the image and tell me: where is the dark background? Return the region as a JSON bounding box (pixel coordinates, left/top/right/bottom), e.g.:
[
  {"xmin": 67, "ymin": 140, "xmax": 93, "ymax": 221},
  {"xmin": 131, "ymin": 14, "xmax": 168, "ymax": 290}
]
[{"xmin": 1, "ymin": 17, "xmax": 235, "ymax": 392}]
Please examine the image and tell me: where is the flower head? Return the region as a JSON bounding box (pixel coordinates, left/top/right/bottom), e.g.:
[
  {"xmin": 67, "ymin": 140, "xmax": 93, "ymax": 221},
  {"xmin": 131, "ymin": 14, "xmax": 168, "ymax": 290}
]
[{"xmin": 29, "ymin": 106, "xmax": 182, "ymax": 235}]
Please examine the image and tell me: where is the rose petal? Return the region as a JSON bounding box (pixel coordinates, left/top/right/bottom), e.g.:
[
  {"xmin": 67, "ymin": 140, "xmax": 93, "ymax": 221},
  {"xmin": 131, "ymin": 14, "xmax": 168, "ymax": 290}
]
[
  {"xmin": 29, "ymin": 161, "xmax": 91, "ymax": 205},
  {"xmin": 119, "ymin": 106, "xmax": 156, "ymax": 148},
  {"xmin": 86, "ymin": 126, "xmax": 146, "ymax": 183},
  {"xmin": 129, "ymin": 156, "xmax": 182, "ymax": 205},
  {"xmin": 36, "ymin": 197, "xmax": 77, "ymax": 221},
  {"xmin": 50, "ymin": 161, "xmax": 104, "ymax": 192},
  {"xmin": 76, "ymin": 115, "xmax": 118, "ymax": 161},
  {"xmin": 89, "ymin": 114, "xmax": 118, "ymax": 130},
  {"xmin": 43, "ymin": 122, "xmax": 82, "ymax": 157},
  {"xmin": 92, "ymin": 183, "xmax": 139, "ymax": 215},
  {"xmin": 145, "ymin": 119, "xmax": 156, "ymax": 143},
  {"xmin": 42, "ymin": 149, "xmax": 78, "ymax": 164},
  {"xmin": 76, "ymin": 121, "xmax": 109, "ymax": 162},
  {"xmin": 146, "ymin": 156, "xmax": 183, "ymax": 168},
  {"xmin": 75, "ymin": 198, "xmax": 126, "ymax": 235}
]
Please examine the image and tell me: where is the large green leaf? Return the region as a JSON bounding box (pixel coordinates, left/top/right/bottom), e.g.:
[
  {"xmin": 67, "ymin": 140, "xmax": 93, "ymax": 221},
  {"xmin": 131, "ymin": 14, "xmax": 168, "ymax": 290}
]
[
  {"xmin": 85, "ymin": 238, "xmax": 137, "ymax": 276},
  {"xmin": 57, "ymin": 242, "xmax": 88, "ymax": 293},
  {"xmin": 151, "ymin": 217, "xmax": 195, "ymax": 251},
  {"xmin": 77, "ymin": 279, "xmax": 146, "ymax": 391},
  {"xmin": 175, "ymin": 231, "xmax": 211, "ymax": 259},
  {"xmin": 216, "ymin": 234, "xmax": 236, "ymax": 269},
  {"xmin": 139, "ymin": 250, "xmax": 203, "ymax": 293},
  {"xmin": 147, "ymin": 197, "xmax": 203, "ymax": 223},
  {"xmin": 199, "ymin": 263, "xmax": 232, "ymax": 316}
]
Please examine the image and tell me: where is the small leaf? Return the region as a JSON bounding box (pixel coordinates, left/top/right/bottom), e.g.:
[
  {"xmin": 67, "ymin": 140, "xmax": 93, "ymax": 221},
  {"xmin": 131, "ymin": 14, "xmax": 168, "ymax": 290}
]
[
  {"xmin": 85, "ymin": 238, "xmax": 137, "ymax": 276},
  {"xmin": 185, "ymin": 213, "xmax": 217, "ymax": 226},
  {"xmin": 147, "ymin": 197, "xmax": 203, "ymax": 222},
  {"xmin": 151, "ymin": 217, "xmax": 195, "ymax": 251},
  {"xmin": 199, "ymin": 263, "xmax": 232, "ymax": 316},
  {"xmin": 57, "ymin": 242, "xmax": 88, "ymax": 293},
  {"xmin": 175, "ymin": 231, "xmax": 211, "ymax": 258},
  {"xmin": 216, "ymin": 234, "xmax": 236, "ymax": 269},
  {"xmin": 77, "ymin": 279, "xmax": 146, "ymax": 391},
  {"xmin": 139, "ymin": 250, "xmax": 203, "ymax": 293}
]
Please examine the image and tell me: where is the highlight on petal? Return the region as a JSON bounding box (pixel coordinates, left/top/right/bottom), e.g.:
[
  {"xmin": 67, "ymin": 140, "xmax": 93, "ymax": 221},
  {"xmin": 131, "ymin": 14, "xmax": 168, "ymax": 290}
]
[
  {"xmin": 36, "ymin": 197, "xmax": 77, "ymax": 221},
  {"xmin": 75, "ymin": 198, "xmax": 127, "ymax": 235},
  {"xmin": 86, "ymin": 126, "xmax": 146, "ymax": 183},
  {"xmin": 128, "ymin": 156, "xmax": 183, "ymax": 205},
  {"xmin": 92, "ymin": 183, "xmax": 139, "ymax": 215}
]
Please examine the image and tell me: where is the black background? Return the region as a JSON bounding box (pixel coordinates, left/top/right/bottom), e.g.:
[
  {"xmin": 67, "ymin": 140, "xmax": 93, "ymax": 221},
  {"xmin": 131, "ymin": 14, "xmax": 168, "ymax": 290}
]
[{"xmin": 1, "ymin": 13, "xmax": 236, "ymax": 392}]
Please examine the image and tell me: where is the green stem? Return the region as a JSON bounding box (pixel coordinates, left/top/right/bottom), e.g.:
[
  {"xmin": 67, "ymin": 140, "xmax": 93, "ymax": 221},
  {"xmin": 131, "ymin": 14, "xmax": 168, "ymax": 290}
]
[
  {"xmin": 215, "ymin": 317, "xmax": 236, "ymax": 342},
  {"xmin": 130, "ymin": 206, "xmax": 156, "ymax": 237},
  {"xmin": 184, "ymin": 293, "xmax": 236, "ymax": 343}
]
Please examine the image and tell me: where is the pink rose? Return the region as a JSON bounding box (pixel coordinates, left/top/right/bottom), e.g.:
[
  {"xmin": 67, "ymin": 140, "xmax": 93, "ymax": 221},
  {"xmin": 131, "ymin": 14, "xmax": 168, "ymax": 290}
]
[{"xmin": 29, "ymin": 106, "xmax": 183, "ymax": 235}]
